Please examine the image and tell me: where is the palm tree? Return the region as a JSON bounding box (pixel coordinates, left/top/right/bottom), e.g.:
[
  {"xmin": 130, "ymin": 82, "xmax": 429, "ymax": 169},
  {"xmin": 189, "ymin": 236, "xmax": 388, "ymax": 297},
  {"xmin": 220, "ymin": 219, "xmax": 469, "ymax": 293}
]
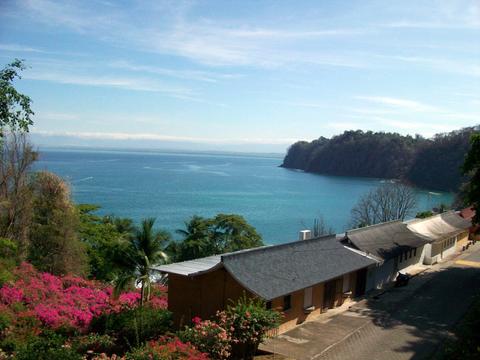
[
  {"xmin": 114, "ymin": 218, "xmax": 170, "ymax": 305},
  {"xmin": 175, "ymin": 215, "xmax": 212, "ymax": 261}
]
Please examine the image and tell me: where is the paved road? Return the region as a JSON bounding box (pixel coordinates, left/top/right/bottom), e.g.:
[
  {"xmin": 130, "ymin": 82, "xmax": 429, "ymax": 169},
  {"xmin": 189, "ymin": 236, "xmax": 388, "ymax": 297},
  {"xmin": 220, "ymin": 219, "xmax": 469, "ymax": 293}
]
[{"xmin": 262, "ymin": 245, "xmax": 480, "ymax": 360}]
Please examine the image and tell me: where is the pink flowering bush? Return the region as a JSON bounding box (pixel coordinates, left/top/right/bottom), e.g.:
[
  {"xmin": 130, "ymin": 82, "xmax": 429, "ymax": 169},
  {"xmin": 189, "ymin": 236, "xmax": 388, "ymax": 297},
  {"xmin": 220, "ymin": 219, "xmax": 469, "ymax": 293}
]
[
  {"xmin": 220, "ymin": 295, "xmax": 281, "ymax": 359},
  {"xmin": 124, "ymin": 336, "xmax": 209, "ymax": 360},
  {"xmin": 0, "ymin": 263, "xmax": 168, "ymax": 334},
  {"xmin": 91, "ymin": 336, "xmax": 209, "ymax": 360},
  {"xmin": 178, "ymin": 317, "xmax": 231, "ymax": 359}
]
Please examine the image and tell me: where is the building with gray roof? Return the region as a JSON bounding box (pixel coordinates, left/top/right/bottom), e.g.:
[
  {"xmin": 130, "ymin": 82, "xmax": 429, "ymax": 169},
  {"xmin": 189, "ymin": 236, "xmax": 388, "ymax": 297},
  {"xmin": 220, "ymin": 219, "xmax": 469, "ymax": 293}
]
[
  {"xmin": 342, "ymin": 220, "xmax": 430, "ymax": 291},
  {"xmin": 406, "ymin": 211, "xmax": 471, "ymax": 264},
  {"xmin": 157, "ymin": 233, "xmax": 376, "ymax": 333}
]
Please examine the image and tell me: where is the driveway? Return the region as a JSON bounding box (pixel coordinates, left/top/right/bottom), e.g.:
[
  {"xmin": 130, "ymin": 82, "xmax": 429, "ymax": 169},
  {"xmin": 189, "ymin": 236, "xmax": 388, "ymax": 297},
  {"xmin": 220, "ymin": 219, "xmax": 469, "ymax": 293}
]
[{"xmin": 260, "ymin": 244, "xmax": 480, "ymax": 360}]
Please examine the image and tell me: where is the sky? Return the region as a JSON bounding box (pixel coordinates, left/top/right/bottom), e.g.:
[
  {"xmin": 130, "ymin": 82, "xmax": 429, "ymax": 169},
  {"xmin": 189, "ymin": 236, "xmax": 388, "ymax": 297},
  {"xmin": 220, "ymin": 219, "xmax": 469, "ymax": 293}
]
[{"xmin": 0, "ymin": 0, "xmax": 479, "ymax": 153}]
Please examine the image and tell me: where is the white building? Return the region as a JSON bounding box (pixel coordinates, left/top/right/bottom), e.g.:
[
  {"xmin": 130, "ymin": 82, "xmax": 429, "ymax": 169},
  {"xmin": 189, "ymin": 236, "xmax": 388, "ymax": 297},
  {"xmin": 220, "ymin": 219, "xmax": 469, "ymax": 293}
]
[
  {"xmin": 341, "ymin": 220, "xmax": 429, "ymax": 291},
  {"xmin": 406, "ymin": 211, "xmax": 471, "ymax": 265}
]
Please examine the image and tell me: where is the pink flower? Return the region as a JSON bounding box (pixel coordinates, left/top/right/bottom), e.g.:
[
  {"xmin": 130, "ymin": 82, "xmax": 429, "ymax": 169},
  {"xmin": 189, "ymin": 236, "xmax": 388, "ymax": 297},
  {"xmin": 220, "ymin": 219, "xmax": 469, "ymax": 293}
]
[
  {"xmin": 0, "ymin": 262, "xmax": 169, "ymax": 333},
  {"xmin": 192, "ymin": 316, "xmax": 202, "ymax": 325},
  {"xmin": 0, "ymin": 286, "xmax": 23, "ymax": 304}
]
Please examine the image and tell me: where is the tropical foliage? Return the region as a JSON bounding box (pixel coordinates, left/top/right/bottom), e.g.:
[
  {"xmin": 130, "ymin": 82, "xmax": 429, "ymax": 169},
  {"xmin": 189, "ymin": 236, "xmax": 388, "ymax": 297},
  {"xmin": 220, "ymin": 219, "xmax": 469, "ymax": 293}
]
[
  {"xmin": 179, "ymin": 317, "xmax": 231, "ymax": 359},
  {"xmin": 282, "ymin": 128, "xmax": 477, "ymax": 192},
  {"xmin": 0, "ymin": 60, "xmax": 279, "ymax": 359},
  {"xmin": 0, "ymin": 263, "xmax": 168, "ymax": 334},
  {"xmin": 463, "ymin": 133, "xmax": 480, "ymax": 225},
  {"xmin": 112, "ymin": 218, "xmax": 170, "ymax": 304},
  {"xmin": 77, "ymin": 204, "xmax": 133, "ymax": 282},
  {"xmin": 29, "ymin": 171, "xmax": 87, "ymax": 275},
  {"xmin": 221, "ymin": 295, "xmax": 281, "ymax": 359},
  {"xmin": 0, "ymin": 59, "xmax": 34, "ymax": 135},
  {"xmin": 171, "ymin": 214, "xmax": 263, "ymax": 262}
]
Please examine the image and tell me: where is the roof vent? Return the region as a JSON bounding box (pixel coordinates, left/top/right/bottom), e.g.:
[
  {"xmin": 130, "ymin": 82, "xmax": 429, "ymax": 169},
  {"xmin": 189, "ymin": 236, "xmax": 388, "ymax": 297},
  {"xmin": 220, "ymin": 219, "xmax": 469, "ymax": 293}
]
[{"xmin": 299, "ymin": 230, "xmax": 312, "ymax": 241}]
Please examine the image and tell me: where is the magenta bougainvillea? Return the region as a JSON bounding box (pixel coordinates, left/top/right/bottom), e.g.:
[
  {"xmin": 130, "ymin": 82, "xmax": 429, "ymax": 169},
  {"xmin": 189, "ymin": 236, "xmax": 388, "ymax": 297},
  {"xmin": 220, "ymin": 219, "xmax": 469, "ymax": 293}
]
[
  {"xmin": 0, "ymin": 262, "xmax": 168, "ymax": 332},
  {"xmin": 91, "ymin": 336, "xmax": 209, "ymax": 360}
]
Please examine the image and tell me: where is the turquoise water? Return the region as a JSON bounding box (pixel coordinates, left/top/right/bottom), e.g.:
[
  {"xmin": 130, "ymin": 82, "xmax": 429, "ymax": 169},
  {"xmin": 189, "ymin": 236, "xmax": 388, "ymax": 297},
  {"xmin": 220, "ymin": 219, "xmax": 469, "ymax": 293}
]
[{"xmin": 34, "ymin": 148, "xmax": 453, "ymax": 245}]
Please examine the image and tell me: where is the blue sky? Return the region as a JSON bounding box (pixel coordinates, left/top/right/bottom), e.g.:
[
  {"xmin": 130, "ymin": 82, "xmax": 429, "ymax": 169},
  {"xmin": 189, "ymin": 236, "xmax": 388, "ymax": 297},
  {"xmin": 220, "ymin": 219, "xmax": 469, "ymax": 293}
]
[{"xmin": 0, "ymin": 0, "xmax": 479, "ymax": 152}]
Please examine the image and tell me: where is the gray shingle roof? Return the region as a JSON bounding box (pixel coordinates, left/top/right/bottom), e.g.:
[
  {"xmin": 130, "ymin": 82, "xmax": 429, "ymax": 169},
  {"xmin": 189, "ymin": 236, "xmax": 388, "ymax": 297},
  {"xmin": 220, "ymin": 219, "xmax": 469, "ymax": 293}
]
[
  {"xmin": 345, "ymin": 221, "xmax": 428, "ymax": 261},
  {"xmin": 407, "ymin": 211, "xmax": 471, "ymax": 242},
  {"xmin": 222, "ymin": 235, "xmax": 376, "ymax": 300}
]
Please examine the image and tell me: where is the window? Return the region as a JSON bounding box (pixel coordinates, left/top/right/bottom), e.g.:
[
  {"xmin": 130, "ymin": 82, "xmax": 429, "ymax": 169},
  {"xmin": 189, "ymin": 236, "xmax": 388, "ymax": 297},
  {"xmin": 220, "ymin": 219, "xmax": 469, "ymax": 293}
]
[
  {"xmin": 399, "ymin": 254, "xmax": 402, "ymax": 263},
  {"xmin": 266, "ymin": 301, "xmax": 272, "ymax": 310},
  {"xmin": 283, "ymin": 295, "xmax": 291, "ymax": 311},
  {"xmin": 414, "ymin": 248, "xmax": 417, "ymax": 257}
]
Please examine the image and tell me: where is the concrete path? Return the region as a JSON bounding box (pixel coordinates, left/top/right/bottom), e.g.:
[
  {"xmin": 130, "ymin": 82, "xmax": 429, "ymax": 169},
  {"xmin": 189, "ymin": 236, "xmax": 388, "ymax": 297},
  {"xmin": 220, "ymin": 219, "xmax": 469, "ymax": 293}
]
[{"xmin": 261, "ymin": 244, "xmax": 480, "ymax": 360}]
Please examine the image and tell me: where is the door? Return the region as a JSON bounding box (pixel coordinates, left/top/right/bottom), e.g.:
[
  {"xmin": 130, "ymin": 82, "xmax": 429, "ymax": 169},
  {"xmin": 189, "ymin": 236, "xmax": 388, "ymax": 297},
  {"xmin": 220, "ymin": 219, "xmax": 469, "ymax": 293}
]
[
  {"xmin": 354, "ymin": 268, "xmax": 367, "ymax": 297},
  {"xmin": 304, "ymin": 287, "xmax": 313, "ymax": 309},
  {"xmin": 323, "ymin": 279, "xmax": 337, "ymax": 311}
]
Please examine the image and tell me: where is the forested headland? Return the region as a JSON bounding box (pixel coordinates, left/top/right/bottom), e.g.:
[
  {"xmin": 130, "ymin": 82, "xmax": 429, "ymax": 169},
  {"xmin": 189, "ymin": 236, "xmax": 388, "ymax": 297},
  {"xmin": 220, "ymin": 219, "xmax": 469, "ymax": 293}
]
[{"xmin": 281, "ymin": 127, "xmax": 478, "ymax": 192}]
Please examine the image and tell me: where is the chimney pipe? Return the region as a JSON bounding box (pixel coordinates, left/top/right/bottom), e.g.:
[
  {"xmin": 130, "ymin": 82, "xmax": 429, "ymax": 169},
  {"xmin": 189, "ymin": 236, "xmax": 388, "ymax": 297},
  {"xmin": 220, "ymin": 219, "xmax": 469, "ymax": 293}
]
[{"xmin": 299, "ymin": 230, "xmax": 312, "ymax": 241}]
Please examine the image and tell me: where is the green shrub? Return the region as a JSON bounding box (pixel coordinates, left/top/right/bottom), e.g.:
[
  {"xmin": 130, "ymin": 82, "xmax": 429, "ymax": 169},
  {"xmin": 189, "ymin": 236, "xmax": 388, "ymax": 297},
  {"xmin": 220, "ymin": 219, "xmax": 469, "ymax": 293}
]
[
  {"xmin": 223, "ymin": 295, "xmax": 281, "ymax": 359},
  {"xmin": 71, "ymin": 333, "xmax": 117, "ymax": 356},
  {"xmin": 124, "ymin": 337, "xmax": 209, "ymax": 360},
  {"xmin": 89, "ymin": 306, "xmax": 172, "ymax": 350},
  {"xmin": 14, "ymin": 331, "xmax": 82, "ymax": 360},
  {"xmin": 0, "ymin": 238, "xmax": 18, "ymax": 287},
  {"xmin": 0, "ymin": 312, "xmax": 13, "ymax": 333},
  {"xmin": 178, "ymin": 318, "xmax": 231, "ymax": 359},
  {"xmin": 0, "ymin": 312, "xmax": 41, "ymax": 353}
]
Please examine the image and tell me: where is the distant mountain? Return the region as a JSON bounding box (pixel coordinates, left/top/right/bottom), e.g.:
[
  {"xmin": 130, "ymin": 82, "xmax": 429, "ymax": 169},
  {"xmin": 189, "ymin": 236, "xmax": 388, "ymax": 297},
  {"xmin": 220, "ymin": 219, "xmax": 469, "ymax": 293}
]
[{"xmin": 281, "ymin": 127, "xmax": 478, "ymax": 192}]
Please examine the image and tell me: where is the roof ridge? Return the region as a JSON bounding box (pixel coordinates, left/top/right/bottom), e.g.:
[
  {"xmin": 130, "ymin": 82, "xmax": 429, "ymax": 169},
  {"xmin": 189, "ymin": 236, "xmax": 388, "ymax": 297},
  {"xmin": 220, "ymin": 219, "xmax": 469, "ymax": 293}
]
[
  {"xmin": 406, "ymin": 210, "xmax": 460, "ymax": 225},
  {"xmin": 347, "ymin": 219, "xmax": 403, "ymax": 233},
  {"xmin": 221, "ymin": 233, "xmax": 337, "ymax": 260}
]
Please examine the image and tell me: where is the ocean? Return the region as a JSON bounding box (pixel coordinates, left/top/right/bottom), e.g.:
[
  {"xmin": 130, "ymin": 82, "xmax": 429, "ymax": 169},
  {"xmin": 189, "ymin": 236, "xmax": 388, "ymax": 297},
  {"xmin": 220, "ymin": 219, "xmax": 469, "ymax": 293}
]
[{"xmin": 33, "ymin": 148, "xmax": 453, "ymax": 245}]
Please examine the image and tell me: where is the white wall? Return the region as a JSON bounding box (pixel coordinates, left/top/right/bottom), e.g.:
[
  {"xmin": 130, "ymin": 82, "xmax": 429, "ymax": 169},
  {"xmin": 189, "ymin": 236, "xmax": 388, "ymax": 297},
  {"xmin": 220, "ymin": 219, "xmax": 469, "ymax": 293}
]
[
  {"xmin": 367, "ymin": 245, "xmax": 426, "ymax": 291},
  {"xmin": 423, "ymin": 244, "xmax": 435, "ymax": 265},
  {"xmin": 441, "ymin": 236, "xmax": 457, "ymax": 259},
  {"xmin": 424, "ymin": 236, "xmax": 457, "ymax": 264},
  {"xmin": 398, "ymin": 245, "xmax": 425, "ymax": 271}
]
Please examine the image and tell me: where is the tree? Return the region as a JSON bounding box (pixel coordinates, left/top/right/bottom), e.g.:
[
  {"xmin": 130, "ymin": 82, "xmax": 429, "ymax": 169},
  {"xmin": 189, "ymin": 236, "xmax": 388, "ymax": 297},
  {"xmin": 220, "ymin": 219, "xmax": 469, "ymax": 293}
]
[
  {"xmin": 463, "ymin": 133, "xmax": 480, "ymax": 224},
  {"xmin": 210, "ymin": 214, "xmax": 263, "ymax": 254},
  {"xmin": 28, "ymin": 171, "xmax": 87, "ymax": 275},
  {"xmin": 350, "ymin": 183, "xmax": 417, "ymax": 227},
  {"xmin": 172, "ymin": 214, "xmax": 264, "ymax": 262},
  {"xmin": 0, "ymin": 132, "xmax": 37, "ymax": 257},
  {"xmin": 282, "ymin": 127, "xmax": 475, "ymax": 192},
  {"xmin": 0, "ymin": 59, "xmax": 34, "ymax": 136},
  {"xmin": 113, "ymin": 218, "xmax": 170, "ymax": 305},
  {"xmin": 77, "ymin": 204, "xmax": 134, "ymax": 281},
  {"xmin": 173, "ymin": 215, "xmax": 212, "ymax": 261},
  {"xmin": 311, "ymin": 215, "xmax": 334, "ymax": 237},
  {"xmin": 416, "ymin": 210, "xmax": 434, "ymax": 219}
]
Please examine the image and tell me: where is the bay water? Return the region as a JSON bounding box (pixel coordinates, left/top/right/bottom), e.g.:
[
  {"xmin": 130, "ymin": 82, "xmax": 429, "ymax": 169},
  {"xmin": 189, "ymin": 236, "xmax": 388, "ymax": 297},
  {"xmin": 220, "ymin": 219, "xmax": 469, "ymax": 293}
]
[{"xmin": 34, "ymin": 148, "xmax": 453, "ymax": 245}]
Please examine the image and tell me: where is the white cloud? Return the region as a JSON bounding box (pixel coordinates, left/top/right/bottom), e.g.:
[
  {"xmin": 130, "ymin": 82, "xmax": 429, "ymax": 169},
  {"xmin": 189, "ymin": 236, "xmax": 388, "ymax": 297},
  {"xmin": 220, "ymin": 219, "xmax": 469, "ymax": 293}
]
[
  {"xmin": 11, "ymin": 0, "xmax": 367, "ymax": 68},
  {"xmin": 379, "ymin": 0, "xmax": 480, "ymax": 30},
  {"xmin": 355, "ymin": 96, "xmax": 442, "ymax": 112},
  {"xmin": 32, "ymin": 130, "xmax": 298, "ymax": 145},
  {"xmin": 35, "ymin": 111, "xmax": 81, "ymax": 121},
  {"xmin": 381, "ymin": 21, "xmax": 479, "ymax": 30},
  {"xmin": 24, "ymin": 70, "xmax": 193, "ymax": 95},
  {"xmin": 141, "ymin": 22, "xmax": 367, "ymax": 68},
  {"xmin": 372, "ymin": 118, "xmax": 461, "ymax": 136},
  {"xmin": 326, "ymin": 121, "xmax": 364, "ymax": 130},
  {"xmin": 377, "ymin": 55, "xmax": 480, "ymax": 78},
  {"xmin": 0, "ymin": 43, "xmax": 46, "ymax": 53},
  {"xmin": 109, "ymin": 60, "xmax": 243, "ymax": 83}
]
